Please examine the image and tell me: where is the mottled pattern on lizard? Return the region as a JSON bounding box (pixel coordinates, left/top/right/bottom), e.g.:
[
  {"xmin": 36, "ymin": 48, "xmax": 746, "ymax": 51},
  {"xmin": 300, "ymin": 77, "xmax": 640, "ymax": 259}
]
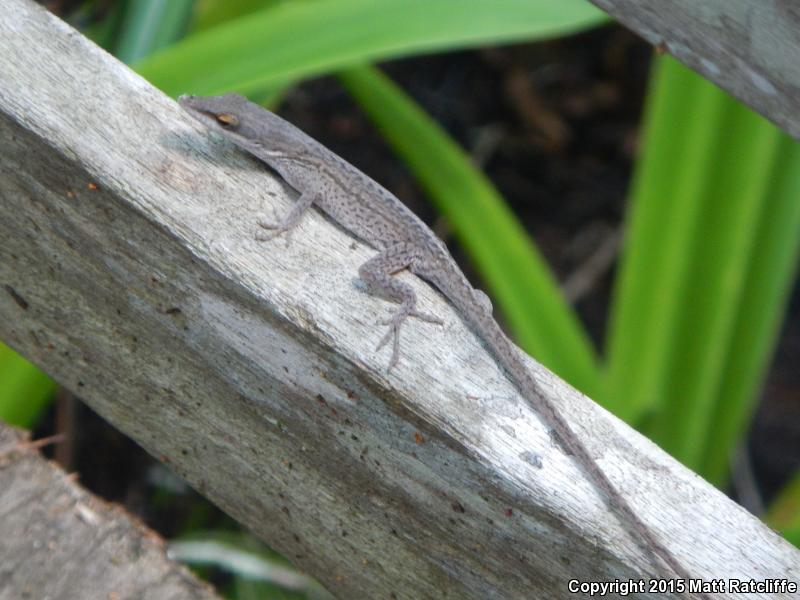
[{"xmin": 179, "ymin": 93, "xmax": 708, "ymax": 599}]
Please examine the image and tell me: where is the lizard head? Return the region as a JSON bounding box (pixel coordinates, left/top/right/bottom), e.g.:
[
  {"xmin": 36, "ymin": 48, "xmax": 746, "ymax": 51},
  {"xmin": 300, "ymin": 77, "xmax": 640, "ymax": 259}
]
[
  {"xmin": 179, "ymin": 93, "xmax": 248, "ymax": 129},
  {"xmin": 178, "ymin": 93, "xmax": 301, "ymax": 155}
]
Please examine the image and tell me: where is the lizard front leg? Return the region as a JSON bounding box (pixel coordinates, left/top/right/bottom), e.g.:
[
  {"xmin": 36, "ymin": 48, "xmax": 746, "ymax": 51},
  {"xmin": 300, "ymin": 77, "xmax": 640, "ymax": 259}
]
[
  {"xmin": 358, "ymin": 244, "xmax": 443, "ymax": 370},
  {"xmin": 255, "ymin": 190, "xmax": 316, "ymax": 245}
]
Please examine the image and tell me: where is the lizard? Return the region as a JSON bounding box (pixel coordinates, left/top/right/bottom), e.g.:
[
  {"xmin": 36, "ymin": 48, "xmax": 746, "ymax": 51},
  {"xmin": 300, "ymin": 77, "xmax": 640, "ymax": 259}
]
[{"xmin": 179, "ymin": 93, "xmax": 707, "ymax": 598}]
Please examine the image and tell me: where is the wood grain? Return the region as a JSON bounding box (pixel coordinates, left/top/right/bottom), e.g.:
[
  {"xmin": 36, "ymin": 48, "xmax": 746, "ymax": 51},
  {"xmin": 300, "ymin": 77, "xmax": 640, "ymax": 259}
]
[
  {"xmin": 0, "ymin": 424, "xmax": 222, "ymax": 600},
  {"xmin": 588, "ymin": 0, "xmax": 800, "ymax": 139}
]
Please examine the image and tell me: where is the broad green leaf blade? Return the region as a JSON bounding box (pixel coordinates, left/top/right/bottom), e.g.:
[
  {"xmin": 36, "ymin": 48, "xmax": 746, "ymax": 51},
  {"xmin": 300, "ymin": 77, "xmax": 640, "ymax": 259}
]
[
  {"xmin": 604, "ymin": 57, "xmax": 727, "ymax": 423},
  {"xmin": 649, "ymin": 95, "xmax": 780, "ymax": 467},
  {"xmin": 701, "ymin": 134, "xmax": 800, "ymax": 485},
  {"xmin": 605, "ymin": 57, "xmax": 800, "ymax": 477},
  {"xmin": 339, "ymin": 66, "xmax": 600, "ymax": 394},
  {"xmin": 190, "ymin": 0, "xmax": 279, "ymax": 32},
  {"xmin": 0, "ymin": 343, "xmax": 56, "ymax": 427},
  {"xmin": 115, "ymin": 0, "xmax": 195, "ymax": 64},
  {"xmin": 137, "ymin": 0, "xmax": 607, "ymax": 96}
]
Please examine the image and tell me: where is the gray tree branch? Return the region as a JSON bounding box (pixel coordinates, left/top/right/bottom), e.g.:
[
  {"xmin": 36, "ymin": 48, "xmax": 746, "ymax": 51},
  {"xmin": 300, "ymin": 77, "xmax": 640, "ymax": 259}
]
[
  {"xmin": 0, "ymin": 424, "xmax": 222, "ymax": 600},
  {"xmin": 588, "ymin": 0, "xmax": 800, "ymax": 139}
]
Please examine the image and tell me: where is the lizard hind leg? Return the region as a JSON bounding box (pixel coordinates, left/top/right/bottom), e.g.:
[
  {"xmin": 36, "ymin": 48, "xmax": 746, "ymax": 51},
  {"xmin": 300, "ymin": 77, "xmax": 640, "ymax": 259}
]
[
  {"xmin": 255, "ymin": 190, "xmax": 316, "ymax": 246},
  {"xmin": 359, "ymin": 245, "xmax": 443, "ymax": 371}
]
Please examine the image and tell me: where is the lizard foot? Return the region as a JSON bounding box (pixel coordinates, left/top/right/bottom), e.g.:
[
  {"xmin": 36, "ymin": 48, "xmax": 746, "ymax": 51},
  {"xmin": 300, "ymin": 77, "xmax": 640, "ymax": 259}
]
[
  {"xmin": 255, "ymin": 227, "xmax": 293, "ymax": 246},
  {"xmin": 375, "ymin": 306, "xmax": 443, "ymax": 371},
  {"xmin": 256, "ymin": 207, "xmax": 293, "ymax": 247}
]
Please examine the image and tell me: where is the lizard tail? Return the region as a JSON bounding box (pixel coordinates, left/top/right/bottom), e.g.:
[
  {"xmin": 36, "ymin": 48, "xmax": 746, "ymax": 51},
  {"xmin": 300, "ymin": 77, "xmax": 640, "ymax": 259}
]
[
  {"xmin": 497, "ymin": 325, "xmax": 694, "ymax": 574},
  {"xmin": 430, "ymin": 263, "xmax": 708, "ymax": 598},
  {"xmin": 485, "ymin": 321, "xmax": 708, "ymax": 598}
]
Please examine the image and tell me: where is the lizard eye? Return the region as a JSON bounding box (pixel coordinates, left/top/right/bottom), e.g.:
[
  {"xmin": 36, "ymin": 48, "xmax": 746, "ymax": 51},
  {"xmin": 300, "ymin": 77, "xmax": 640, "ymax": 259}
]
[{"xmin": 216, "ymin": 113, "xmax": 240, "ymax": 128}]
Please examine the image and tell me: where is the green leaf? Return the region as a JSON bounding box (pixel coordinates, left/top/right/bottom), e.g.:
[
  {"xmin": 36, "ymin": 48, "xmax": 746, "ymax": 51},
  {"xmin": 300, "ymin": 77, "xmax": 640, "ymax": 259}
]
[
  {"xmin": 0, "ymin": 343, "xmax": 56, "ymax": 428},
  {"xmin": 604, "ymin": 57, "xmax": 800, "ymax": 478},
  {"xmin": 339, "ymin": 66, "xmax": 600, "ymax": 394},
  {"xmin": 137, "ymin": 0, "xmax": 607, "ymax": 96},
  {"xmin": 190, "ymin": 0, "xmax": 279, "ymax": 32},
  {"xmin": 700, "ymin": 132, "xmax": 800, "ymax": 484},
  {"xmin": 604, "ymin": 57, "xmax": 725, "ymax": 424},
  {"xmin": 651, "ymin": 96, "xmax": 779, "ymax": 467},
  {"xmin": 115, "ymin": 0, "xmax": 196, "ymax": 64}
]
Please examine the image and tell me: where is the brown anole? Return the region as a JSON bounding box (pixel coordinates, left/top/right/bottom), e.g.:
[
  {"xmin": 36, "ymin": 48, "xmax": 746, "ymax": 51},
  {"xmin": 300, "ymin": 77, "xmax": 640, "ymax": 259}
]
[{"xmin": 179, "ymin": 93, "xmax": 707, "ymax": 598}]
